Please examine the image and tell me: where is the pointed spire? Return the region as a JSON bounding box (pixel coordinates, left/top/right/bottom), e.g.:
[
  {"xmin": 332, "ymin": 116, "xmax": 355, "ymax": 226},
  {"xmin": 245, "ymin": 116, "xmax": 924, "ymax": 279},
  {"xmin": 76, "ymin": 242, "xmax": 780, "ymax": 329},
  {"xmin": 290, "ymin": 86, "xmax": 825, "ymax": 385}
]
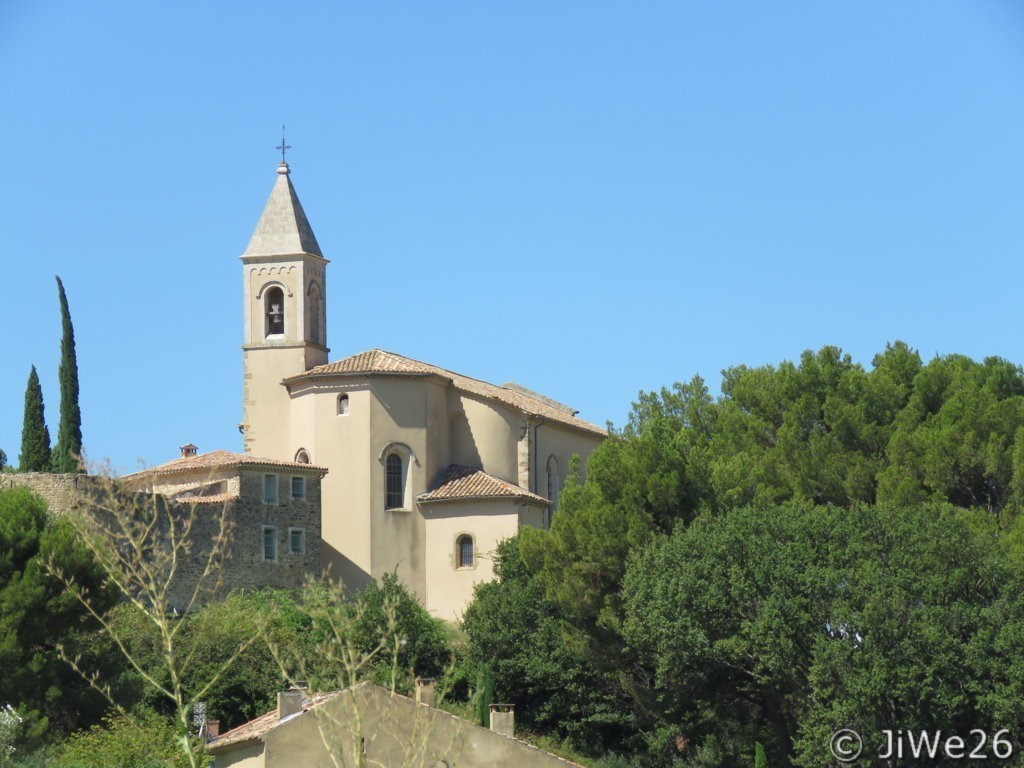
[{"xmin": 244, "ymin": 163, "xmax": 323, "ymax": 258}]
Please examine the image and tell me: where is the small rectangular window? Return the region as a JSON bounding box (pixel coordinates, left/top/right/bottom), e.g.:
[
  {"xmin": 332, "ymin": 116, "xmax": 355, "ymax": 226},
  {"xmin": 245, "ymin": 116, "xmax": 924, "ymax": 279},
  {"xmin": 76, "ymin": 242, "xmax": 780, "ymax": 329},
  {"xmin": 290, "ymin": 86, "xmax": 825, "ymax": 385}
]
[
  {"xmin": 291, "ymin": 476, "xmax": 305, "ymax": 500},
  {"xmin": 262, "ymin": 526, "xmax": 277, "ymax": 562},
  {"xmin": 289, "ymin": 527, "xmax": 305, "ymax": 555},
  {"xmin": 263, "ymin": 474, "xmax": 278, "ymax": 504}
]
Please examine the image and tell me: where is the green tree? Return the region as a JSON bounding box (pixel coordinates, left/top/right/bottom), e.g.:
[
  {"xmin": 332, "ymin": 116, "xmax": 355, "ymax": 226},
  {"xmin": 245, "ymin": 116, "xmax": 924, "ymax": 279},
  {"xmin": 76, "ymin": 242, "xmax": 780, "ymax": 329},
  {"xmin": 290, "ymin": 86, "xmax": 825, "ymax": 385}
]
[
  {"xmin": 462, "ymin": 537, "xmax": 634, "ymax": 754},
  {"xmin": 53, "ymin": 712, "xmax": 195, "ymax": 768},
  {"xmin": 0, "ymin": 451, "xmax": 7, "ymax": 472},
  {"xmin": 754, "ymin": 742, "xmax": 768, "ymax": 768},
  {"xmin": 0, "ymin": 488, "xmax": 115, "ymax": 747},
  {"xmin": 18, "ymin": 367, "xmax": 50, "ymax": 473},
  {"xmin": 622, "ymin": 502, "xmax": 1012, "ymax": 767},
  {"xmin": 52, "ymin": 277, "xmax": 83, "ymax": 474},
  {"xmin": 878, "ymin": 354, "xmax": 1024, "ymax": 517}
]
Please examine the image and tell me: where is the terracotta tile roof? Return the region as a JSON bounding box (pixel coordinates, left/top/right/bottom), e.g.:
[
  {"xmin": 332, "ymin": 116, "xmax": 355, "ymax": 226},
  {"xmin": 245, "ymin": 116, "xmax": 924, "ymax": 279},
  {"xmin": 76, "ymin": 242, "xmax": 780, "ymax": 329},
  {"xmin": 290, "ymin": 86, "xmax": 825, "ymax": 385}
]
[
  {"xmin": 170, "ymin": 492, "xmax": 239, "ymax": 505},
  {"xmin": 126, "ymin": 450, "xmax": 327, "ymax": 479},
  {"xmin": 208, "ymin": 692, "xmax": 335, "ymax": 753},
  {"xmin": 418, "ymin": 465, "xmax": 549, "ymax": 506},
  {"xmin": 284, "ymin": 349, "xmax": 607, "ymax": 437}
]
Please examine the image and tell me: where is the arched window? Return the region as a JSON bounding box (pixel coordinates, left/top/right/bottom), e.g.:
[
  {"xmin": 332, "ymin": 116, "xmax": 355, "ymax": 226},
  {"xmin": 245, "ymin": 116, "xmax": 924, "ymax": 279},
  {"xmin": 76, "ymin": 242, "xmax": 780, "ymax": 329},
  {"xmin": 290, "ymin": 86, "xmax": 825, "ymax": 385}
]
[
  {"xmin": 337, "ymin": 393, "xmax": 350, "ymax": 416},
  {"xmin": 385, "ymin": 454, "xmax": 404, "ymax": 509},
  {"xmin": 265, "ymin": 286, "xmax": 285, "ymax": 337},
  {"xmin": 456, "ymin": 535, "xmax": 474, "ymax": 568},
  {"xmin": 308, "ymin": 283, "xmax": 322, "ymax": 344},
  {"xmin": 547, "ymin": 456, "xmax": 561, "ymax": 512},
  {"xmin": 294, "ymin": 448, "xmax": 310, "ymax": 464}
]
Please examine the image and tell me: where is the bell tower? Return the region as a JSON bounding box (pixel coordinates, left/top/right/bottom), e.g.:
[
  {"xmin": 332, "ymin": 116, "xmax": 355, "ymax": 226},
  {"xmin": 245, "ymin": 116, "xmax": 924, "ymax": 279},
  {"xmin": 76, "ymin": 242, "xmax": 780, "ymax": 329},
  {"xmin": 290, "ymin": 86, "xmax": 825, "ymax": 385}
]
[{"xmin": 240, "ymin": 160, "xmax": 329, "ymax": 457}]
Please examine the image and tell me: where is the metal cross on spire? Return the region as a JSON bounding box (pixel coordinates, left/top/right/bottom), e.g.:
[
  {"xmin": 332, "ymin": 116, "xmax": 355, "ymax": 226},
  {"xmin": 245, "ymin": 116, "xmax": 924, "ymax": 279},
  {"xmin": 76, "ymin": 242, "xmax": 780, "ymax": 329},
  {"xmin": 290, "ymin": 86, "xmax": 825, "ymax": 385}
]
[{"xmin": 276, "ymin": 126, "xmax": 292, "ymax": 164}]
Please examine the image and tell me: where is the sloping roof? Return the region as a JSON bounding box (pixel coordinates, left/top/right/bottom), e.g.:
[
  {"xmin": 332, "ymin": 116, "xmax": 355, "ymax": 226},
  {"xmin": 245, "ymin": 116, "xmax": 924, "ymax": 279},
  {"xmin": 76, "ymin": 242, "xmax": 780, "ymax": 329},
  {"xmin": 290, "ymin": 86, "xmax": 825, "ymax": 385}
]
[
  {"xmin": 208, "ymin": 684, "xmax": 587, "ymax": 767},
  {"xmin": 243, "ymin": 164, "xmax": 323, "ymax": 258},
  {"xmin": 171, "ymin": 492, "xmax": 240, "ymax": 505},
  {"xmin": 126, "ymin": 450, "xmax": 327, "ymax": 479},
  {"xmin": 284, "ymin": 349, "xmax": 607, "ymax": 437},
  {"xmin": 209, "ymin": 692, "xmax": 335, "ymax": 751},
  {"xmin": 418, "ymin": 465, "xmax": 548, "ymax": 506}
]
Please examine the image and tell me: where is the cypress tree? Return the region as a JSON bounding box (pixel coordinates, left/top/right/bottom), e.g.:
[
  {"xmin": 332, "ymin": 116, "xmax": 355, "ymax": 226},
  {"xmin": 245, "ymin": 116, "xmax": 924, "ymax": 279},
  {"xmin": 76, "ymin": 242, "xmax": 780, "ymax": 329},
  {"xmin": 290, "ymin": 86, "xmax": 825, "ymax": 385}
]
[
  {"xmin": 53, "ymin": 276, "xmax": 83, "ymax": 472},
  {"xmin": 754, "ymin": 742, "xmax": 769, "ymax": 768},
  {"xmin": 19, "ymin": 366, "xmax": 51, "ymax": 472}
]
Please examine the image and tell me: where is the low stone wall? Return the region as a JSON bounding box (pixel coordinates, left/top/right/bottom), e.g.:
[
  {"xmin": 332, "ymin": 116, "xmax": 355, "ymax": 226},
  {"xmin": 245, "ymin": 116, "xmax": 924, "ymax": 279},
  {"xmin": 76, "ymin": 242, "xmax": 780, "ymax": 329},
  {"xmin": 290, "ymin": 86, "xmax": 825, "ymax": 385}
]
[{"xmin": 2, "ymin": 472, "xmax": 93, "ymax": 515}]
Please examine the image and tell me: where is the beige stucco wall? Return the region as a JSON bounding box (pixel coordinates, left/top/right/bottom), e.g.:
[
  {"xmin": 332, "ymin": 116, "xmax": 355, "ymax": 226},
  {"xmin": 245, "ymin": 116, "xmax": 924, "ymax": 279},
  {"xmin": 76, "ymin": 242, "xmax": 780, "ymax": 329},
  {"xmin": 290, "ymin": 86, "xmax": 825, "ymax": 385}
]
[
  {"xmin": 241, "ymin": 255, "xmax": 327, "ymax": 459},
  {"xmin": 449, "ymin": 392, "xmax": 520, "ymax": 483},
  {"xmin": 421, "ymin": 499, "xmax": 527, "ymax": 620},
  {"xmin": 368, "ymin": 377, "xmax": 431, "ymax": 602},
  {"xmin": 232, "ymin": 685, "xmax": 582, "ymax": 768},
  {"xmin": 535, "ymin": 423, "xmax": 601, "ymax": 508},
  {"xmin": 213, "ymin": 739, "xmax": 264, "ymax": 768}
]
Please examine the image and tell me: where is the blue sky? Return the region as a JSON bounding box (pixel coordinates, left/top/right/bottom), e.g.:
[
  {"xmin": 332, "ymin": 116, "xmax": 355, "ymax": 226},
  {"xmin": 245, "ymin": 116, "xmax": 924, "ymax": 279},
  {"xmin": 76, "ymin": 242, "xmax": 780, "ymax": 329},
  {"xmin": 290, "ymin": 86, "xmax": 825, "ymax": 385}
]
[{"xmin": 3, "ymin": 2, "xmax": 1024, "ymax": 471}]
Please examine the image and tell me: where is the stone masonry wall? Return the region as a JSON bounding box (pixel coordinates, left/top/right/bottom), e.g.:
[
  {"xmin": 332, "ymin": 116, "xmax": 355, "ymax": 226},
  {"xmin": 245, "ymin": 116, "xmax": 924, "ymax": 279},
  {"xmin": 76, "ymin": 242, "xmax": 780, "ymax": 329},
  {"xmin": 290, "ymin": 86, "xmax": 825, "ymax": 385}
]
[
  {"xmin": 165, "ymin": 471, "xmax": 322, "ymax": 609},
  {"xmin": 2, "ymin": 472, "xmax": 92, "ymax": 515},
  {"xmin": 3, "ymin": 470, "xmax": 323, "ymax": 612}
]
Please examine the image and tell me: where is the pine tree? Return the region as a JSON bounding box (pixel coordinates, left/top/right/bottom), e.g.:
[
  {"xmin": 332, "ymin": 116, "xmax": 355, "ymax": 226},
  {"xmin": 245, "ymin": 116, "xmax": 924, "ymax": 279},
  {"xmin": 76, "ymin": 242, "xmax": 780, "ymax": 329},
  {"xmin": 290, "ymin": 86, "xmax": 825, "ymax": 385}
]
[
  {"xmin": 53, "ymin": 276, "xmax": 83, "ymax": 472},
  {"xmin": 19, "ymin": 366, "xmax": 51, "ymax": 472}
]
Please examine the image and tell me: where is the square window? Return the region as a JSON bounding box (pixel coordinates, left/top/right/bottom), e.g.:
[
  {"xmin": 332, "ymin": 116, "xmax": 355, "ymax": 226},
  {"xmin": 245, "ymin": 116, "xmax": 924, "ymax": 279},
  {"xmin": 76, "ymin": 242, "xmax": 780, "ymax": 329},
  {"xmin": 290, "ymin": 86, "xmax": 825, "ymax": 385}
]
[
  {"xmin": 289, "ymin": 528, "xmax": 305, "ymax": 555},
  {"xmin": 262, "ymin": 526, "xmax": 277, "ymax": 562},
  {"xmin": 291, "ymin": 476, "xmax": 305, "ymax": 500},
  {"xmin": 263, "ymin": 474, "xmax": 278, "ymax": 504}
]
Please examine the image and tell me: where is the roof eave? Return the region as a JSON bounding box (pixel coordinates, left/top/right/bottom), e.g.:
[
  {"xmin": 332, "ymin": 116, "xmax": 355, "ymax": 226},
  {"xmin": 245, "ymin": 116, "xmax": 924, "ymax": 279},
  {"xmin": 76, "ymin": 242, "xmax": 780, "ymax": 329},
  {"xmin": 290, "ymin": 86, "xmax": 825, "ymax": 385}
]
[{"xmin": 418, "ymin": 494, "xmax": 549, "ymax": 507}]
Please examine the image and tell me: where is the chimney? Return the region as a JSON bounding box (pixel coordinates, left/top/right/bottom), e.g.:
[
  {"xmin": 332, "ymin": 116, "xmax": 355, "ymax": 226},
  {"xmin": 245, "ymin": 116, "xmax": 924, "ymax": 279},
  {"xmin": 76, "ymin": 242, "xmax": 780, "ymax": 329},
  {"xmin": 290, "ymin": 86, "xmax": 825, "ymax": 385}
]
[
  {"xmin": 489, "ymin": 704, "xmax": 514, "ymax": 737},
  {"xmin": 203, "ymin": 720, "xmax": 220, "ymax": 741},
  {"xmin": 180, "ymin": 443, "xmax": 198, "ymax": 457},
  {"xmin": 277, "ymin": 687, "xmax": 304, "ymax": 720},
  {"xmin": 415, "ymin": 677, "xmax": 435, "ymax": 707}
]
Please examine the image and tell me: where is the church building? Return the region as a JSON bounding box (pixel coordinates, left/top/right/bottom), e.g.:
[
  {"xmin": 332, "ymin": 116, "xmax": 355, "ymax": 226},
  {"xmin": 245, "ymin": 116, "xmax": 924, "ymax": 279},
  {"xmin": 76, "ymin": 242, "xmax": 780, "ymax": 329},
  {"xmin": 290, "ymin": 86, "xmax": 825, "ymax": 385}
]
[{"xmin": 238, "ymin": 159, "xmax": 605, "ymax": 619}]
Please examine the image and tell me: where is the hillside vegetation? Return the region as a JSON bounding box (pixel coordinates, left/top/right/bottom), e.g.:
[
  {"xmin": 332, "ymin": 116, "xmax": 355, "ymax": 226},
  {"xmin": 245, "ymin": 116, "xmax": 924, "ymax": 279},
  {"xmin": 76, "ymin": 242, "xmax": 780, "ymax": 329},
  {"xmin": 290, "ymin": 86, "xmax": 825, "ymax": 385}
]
[{"xmin": 4, "ymin": 343, "xmax": 1024, "ymax": 767}]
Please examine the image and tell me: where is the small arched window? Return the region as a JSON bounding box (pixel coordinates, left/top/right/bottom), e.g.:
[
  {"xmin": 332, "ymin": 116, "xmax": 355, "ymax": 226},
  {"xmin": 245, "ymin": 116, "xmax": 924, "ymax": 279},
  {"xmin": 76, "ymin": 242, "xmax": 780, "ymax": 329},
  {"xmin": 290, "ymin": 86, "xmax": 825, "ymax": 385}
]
[
  {"xmin": 547, "ymin": 456, "xmax": 561, "ymax": 512},
  {"xmin": 294, "ymin": 448, "xmax": 310, "ymax": 464},
  {"xmin": 457, "ymin": 535, "xmax": 474, "ymax": 568},
  {"xmin": 265, "ymin": 286, "xmax": 285, "ymax": 337},
  {"xmin": 338, "ymin": 394, "xmax": 350, "ymax": 416},
  {"xmin": 385, "ymin": 454, "xmax": 404, "ymax": 509}
]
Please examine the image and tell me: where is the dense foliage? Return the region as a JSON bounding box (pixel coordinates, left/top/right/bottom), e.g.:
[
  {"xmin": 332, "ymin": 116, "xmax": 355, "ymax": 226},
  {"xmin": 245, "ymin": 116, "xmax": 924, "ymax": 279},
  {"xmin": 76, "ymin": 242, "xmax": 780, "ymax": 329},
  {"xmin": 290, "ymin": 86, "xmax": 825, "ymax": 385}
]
[
  {"xmin": 470, "ymin": 345, "xmax": 1024, "ymax": 766},
  {"xmin": 51, "ymin": 713, "xmax": 194, "ymax": 768},
  {"xmin": 8, "ymin": 342, "xmax": 1024, "ymax": 768},
  {"xmin": 0, "ymin": 488, "xmax": 115, "ymax": 747}
]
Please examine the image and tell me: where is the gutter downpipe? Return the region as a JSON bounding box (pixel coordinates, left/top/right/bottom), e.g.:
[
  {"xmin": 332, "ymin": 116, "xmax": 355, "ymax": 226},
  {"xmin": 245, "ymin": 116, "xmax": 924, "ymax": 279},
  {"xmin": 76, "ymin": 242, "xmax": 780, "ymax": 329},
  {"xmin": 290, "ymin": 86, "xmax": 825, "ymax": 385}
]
[{"xmin": 531, "ymin": 415, "xmax": 546, "ymax": 494}]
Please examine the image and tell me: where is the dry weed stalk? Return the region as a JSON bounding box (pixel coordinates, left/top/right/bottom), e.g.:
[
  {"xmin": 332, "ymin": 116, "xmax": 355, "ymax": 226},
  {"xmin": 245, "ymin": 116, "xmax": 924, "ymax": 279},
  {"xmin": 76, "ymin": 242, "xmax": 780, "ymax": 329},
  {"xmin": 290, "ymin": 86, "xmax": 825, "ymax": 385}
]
[
  {"xmin": 264, "ymin": 577, "xmax": 457, "ymax": 768},
  {"xmin": 44, "ymin": 465, "xmax": 255, "ymax": 768}
]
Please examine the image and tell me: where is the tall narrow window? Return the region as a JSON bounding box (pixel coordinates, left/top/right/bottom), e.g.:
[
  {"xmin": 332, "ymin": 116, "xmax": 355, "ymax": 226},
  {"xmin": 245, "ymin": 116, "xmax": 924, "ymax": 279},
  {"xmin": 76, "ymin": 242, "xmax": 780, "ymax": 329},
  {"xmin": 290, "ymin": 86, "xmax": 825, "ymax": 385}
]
[
  {"xmin": 265, "ymin": 286, "xmax": 284, "ymax": 337},
  {"xmin": 457, "ymin": 535, "xmax": 474, "ymax": 568},
  {"xmin": 308, "ymin": 284, "xmax": 322, "ymax": 344},
  {"xmin": 547, "ymin": 456, "xmax": 561, "ymax": 512},
  {"xmin": 291, "ymin": 476, "xmax": 305, "ymax": 500},
  {"xmin": 385, "ymin": 454, "xmax": 404, "ymax": 509},
  {"xmin": 338, "ymin": 394, "xmax": 350, "ymax": 415},
  {"xmin": 263, "ymin": 474, "xmax": 278, "ymax": 504},
  {"xmin": 289, "ymin": 527, "xmax": 305, "ymax": 555},
  {"xmin": 262, "ymin": 526, "xmax": 277, "ymax": 562}
]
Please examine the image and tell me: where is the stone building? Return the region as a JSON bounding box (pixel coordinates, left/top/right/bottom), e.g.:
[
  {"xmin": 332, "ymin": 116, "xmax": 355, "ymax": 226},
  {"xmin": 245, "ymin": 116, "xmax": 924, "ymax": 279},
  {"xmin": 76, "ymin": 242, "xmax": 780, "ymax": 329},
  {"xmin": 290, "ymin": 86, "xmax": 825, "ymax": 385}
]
[
  {"xmin": 237, "ymin": 160, "xmax": 606, "ymax": 619},
  {"xmin": 123, "ymin": 446, "xmax": 328, "ymax": 605}
]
